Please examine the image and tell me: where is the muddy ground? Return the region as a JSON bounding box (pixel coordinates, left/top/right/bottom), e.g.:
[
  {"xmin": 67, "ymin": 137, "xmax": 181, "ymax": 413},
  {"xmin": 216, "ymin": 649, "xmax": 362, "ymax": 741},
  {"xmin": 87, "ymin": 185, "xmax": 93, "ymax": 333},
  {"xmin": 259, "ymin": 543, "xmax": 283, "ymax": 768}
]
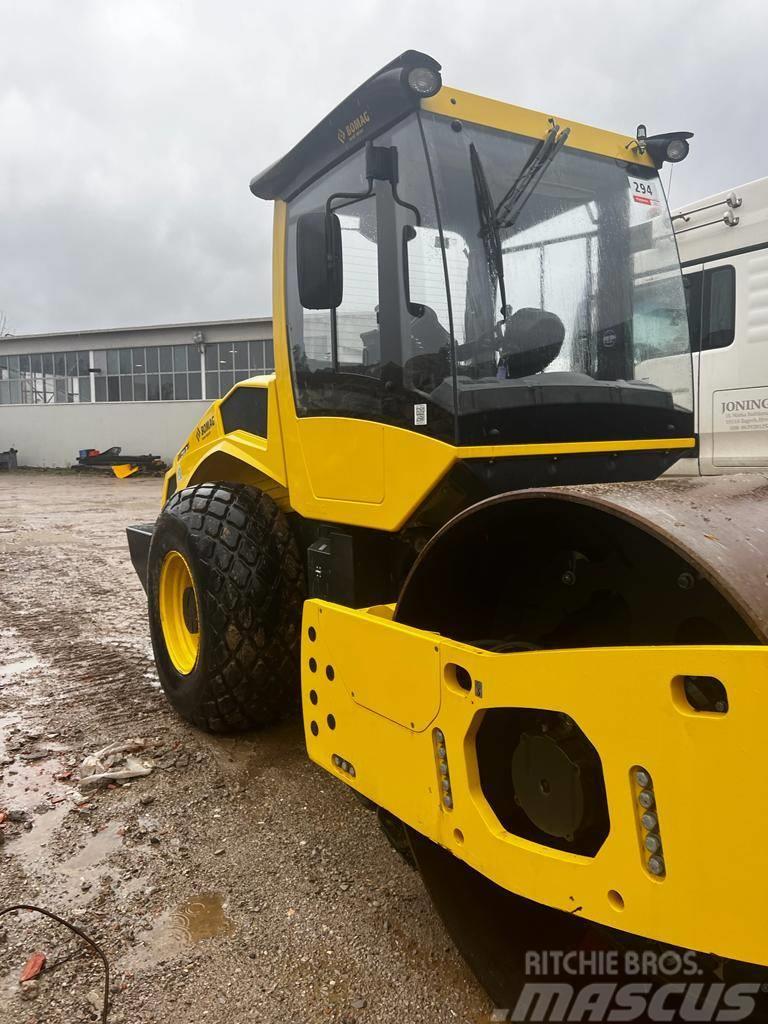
[{"xmin": 0, "ymin": 472, "xmax": 489, "ymax": 1023}]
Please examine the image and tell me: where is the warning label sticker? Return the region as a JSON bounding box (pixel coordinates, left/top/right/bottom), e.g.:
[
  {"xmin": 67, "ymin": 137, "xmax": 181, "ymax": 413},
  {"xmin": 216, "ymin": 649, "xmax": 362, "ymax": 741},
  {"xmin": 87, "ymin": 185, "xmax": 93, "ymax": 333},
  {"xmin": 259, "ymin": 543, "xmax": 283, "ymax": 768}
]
[{"xmin": 628, "ymin": 176, "xmax": 662, "ymax": 207}]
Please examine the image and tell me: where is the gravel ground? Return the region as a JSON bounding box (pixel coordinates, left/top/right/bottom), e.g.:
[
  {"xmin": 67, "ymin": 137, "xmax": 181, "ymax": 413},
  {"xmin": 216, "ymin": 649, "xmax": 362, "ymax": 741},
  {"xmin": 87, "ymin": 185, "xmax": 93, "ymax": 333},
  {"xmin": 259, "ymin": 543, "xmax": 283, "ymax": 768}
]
[{"xmin": 0, "ymin": 471, "xmax": 489, "ymax": 1024}]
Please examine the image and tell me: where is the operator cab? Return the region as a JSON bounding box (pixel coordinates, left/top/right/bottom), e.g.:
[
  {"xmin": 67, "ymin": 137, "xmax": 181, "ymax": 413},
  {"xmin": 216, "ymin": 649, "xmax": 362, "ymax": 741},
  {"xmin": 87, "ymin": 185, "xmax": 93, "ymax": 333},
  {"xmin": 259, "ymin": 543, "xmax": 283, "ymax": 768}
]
[{"xmin": 252, "ymin": 51, "xmax": 694, "ymax": 449}]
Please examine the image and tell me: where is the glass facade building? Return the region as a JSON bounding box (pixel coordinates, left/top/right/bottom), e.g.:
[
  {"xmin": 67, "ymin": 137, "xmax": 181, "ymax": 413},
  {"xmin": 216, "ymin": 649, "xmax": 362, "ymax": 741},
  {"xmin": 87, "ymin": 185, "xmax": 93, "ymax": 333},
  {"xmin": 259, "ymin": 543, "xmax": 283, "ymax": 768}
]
[{"xmin": 0, "ymin": 335, "xmax": 274, "ymax": 406}]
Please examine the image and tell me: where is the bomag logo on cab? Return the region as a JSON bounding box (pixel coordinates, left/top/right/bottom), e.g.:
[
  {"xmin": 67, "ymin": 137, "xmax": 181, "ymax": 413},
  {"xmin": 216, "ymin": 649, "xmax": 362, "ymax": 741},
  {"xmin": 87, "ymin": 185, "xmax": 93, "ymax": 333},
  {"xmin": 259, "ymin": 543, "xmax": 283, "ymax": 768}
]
[
  {"xmin": 337, "ymin": 110, "xmax": 371, "ymax": 144},
  {"xmin": 195, "ymin": 416, "xmax": 216, "ymax": 444}
]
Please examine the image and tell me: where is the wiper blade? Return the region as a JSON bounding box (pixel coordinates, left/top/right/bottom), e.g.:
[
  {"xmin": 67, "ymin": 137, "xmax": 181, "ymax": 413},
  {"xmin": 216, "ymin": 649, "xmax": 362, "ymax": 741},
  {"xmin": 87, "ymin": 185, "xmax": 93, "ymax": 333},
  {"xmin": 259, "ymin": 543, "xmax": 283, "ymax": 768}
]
[
  {"xmin": 495, "ymin": 118, "xmax": 570, "ymax": 230},
  {"xmin": 468, "ymin": 121, "xmax": 573, "ymax": 325},
  {"xmin": 469, "ymin": 120, "xmax": 570, "ymax": 321},
  {"xmin": 470, "ymin": 142, "xmax": 508, "ymax": 314}
]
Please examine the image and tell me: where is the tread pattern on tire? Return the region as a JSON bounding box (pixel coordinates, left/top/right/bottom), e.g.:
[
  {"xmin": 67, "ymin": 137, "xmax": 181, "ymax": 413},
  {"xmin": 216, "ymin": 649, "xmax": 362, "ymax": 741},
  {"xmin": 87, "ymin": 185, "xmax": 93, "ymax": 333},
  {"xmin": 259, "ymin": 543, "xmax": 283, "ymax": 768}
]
[{"xmin": 158, "ymin": 482, "xmax": 305, "ymax": 731}]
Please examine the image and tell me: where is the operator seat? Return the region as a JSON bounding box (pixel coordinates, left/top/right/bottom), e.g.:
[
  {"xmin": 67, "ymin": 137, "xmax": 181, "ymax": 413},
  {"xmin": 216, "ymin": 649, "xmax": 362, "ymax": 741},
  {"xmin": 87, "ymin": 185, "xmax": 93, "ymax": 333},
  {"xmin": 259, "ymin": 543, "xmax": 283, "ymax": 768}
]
[
  {"xmin": 404, "ymin": 305, "xmax": 451, "ymax": 392},
  {"xmin": 501, "ymin": 308, "xmax": 565, "ymax": 378}
]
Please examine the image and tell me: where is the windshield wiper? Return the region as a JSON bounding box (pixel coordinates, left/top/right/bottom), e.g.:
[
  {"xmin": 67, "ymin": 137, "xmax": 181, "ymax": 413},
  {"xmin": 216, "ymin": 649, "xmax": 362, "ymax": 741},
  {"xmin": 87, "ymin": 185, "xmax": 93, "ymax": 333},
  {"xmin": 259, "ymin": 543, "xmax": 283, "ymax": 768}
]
[
  {"xmin": 469, "ymin": 120, "xmax": 570, "ymax": 323},
  {"xmin": 495, "ymin": 118, "xmax": 570, "ymax": 230},
  {"xmin": 470, "ymin": 142, "xmax": 508, "ymax": 315}
]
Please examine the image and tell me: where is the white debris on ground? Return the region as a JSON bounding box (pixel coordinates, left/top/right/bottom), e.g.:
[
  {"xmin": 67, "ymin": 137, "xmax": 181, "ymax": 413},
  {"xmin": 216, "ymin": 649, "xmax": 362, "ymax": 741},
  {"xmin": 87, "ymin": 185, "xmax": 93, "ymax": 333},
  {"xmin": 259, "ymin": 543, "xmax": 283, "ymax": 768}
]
[{"xmin": 78, "ymin": 739, "xmax": 154, "ymax": 788}]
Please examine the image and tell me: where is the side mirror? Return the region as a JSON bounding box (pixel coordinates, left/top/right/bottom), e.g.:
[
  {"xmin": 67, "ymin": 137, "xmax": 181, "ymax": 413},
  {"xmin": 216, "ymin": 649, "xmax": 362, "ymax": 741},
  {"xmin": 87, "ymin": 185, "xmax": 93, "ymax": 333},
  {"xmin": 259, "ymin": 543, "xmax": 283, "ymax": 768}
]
[{"xmin": 297, "ymin": 211, "xmax": 343, "ymax": 310}]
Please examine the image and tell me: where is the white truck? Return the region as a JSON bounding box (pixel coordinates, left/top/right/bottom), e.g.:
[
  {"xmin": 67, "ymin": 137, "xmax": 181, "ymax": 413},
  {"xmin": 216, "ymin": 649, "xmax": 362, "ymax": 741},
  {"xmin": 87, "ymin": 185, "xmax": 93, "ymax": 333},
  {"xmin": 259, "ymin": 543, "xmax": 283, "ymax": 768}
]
[{"xmin": 671, "ymin": 176, "xmax": 768, "ymax": 474}]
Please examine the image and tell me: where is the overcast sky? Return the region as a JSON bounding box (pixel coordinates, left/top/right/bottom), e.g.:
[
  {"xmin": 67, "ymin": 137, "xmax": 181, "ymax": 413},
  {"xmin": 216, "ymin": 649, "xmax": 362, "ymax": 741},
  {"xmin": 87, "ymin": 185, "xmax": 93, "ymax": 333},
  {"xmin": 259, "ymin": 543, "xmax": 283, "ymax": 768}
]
[{"xmin": 1, "ymin": 0, "xmax": 765, "ymax": 336}]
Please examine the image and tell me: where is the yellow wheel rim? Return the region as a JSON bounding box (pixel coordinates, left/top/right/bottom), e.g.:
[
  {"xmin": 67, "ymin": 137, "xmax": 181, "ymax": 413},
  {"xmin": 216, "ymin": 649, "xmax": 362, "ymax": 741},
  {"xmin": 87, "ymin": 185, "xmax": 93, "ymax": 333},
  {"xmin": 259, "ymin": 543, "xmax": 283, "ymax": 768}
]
[{"xmin": 159, "ymin": 550, "xmax": 200, "ymax": 676}]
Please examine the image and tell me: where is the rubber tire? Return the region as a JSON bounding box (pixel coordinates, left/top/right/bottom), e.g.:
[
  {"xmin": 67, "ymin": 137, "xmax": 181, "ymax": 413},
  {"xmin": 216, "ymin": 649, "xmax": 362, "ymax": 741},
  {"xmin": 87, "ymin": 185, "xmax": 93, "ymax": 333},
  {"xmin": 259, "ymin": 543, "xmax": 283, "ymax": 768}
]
[{"xmin": 147, "ymin": 482, "xmax": 305, "ymax": 732}]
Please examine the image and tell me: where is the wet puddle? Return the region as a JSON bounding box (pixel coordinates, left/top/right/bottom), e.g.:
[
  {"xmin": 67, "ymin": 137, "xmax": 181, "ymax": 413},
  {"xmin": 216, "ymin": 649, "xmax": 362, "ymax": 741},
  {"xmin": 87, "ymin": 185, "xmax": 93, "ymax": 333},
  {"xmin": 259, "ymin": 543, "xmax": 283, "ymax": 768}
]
[
  {"xmin": 0, "ymin": 656, "xmax": 41, "ymax": 681},
  {"xmin": 1, "ymin": 754, "xmax": 66, "ymax": 810},
  {"xmin": 125, "ymin": 893, "xmax": 234, "ymax": 968},
  {"xmin": 56, "ymin": 822, "xmax": 126, "ymax": 898},
  {"xmin": 0, "ymin": 752, "xmax": 73, "ymax": 861}
]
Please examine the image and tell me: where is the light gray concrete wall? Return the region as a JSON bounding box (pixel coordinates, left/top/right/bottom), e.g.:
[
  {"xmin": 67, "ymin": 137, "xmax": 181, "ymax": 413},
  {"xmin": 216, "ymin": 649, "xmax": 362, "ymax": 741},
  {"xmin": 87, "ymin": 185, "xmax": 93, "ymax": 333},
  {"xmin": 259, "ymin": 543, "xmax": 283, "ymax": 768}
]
[{"xmin": 0, "ymin": 400, "xmax": 210, "ymax": 467}]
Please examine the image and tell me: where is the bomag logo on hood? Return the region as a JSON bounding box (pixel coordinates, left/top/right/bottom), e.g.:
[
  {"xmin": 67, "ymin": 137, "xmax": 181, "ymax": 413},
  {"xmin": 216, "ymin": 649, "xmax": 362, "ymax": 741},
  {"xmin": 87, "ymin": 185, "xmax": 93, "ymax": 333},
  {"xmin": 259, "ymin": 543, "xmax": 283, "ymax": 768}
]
[
  {"xmin": 195, "ymin": 415, "xmax": 215, "ymax": 444},
  {"xmin": 337, "ymin": 110, "xmax": 371, "ymax": 144}
]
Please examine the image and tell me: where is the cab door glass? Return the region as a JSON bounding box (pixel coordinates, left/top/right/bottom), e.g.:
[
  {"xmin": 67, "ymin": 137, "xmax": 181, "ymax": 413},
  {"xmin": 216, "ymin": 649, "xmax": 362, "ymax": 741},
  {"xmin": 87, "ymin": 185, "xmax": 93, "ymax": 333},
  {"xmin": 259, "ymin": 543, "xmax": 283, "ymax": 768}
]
[
  {"xmin": 299, "ymin": 196, "xmax": 381, "ymax": 381},
  {"xmin": 404, "ymin": 225, "xmax": 462, "ymax": 390},
  {"xmin": 405, "ymin": 225, "xmax": 466, "ymax": 337},
  {"xmin": 285, "ymin": 112, "xmax": 454, "ymax": 441},
  {"xmin": 335, "ymin": 198, "xmax": 381, "ymax": 370}
]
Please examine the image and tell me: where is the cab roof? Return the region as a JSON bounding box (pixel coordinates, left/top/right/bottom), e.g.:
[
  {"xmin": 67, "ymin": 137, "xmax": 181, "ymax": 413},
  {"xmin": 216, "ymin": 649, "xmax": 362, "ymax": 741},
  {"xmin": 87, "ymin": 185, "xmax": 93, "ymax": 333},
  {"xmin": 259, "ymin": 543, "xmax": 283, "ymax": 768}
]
[{"xmin": 249, "ymin": 50, "xmax": 651, "ymax": 203}]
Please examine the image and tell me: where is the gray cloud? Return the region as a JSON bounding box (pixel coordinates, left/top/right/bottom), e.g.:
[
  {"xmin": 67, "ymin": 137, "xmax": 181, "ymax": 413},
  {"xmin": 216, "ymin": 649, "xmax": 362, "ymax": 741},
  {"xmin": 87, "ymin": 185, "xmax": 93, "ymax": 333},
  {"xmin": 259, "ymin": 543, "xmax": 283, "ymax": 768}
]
[{"xmin": 1, "ymin": 0, "xmax": 766, "ymax": 334}]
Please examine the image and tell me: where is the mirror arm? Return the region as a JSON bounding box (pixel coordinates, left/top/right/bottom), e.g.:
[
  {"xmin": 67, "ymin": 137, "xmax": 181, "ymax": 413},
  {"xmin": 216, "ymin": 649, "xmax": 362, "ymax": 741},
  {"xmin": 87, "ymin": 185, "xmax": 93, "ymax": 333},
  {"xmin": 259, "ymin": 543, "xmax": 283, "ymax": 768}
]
[
  {"xmin": 392, "ymin": 182, "xmax": 421, "ymax": 227},
  {"xmin": 325, "ymin": 183, "xmax": 374, "ymax": 217}
]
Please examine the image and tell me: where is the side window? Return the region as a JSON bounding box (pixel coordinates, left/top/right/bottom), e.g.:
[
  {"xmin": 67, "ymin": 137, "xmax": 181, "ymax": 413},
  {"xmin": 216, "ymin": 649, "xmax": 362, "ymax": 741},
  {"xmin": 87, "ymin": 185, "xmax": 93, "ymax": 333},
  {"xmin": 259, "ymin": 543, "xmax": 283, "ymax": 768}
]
[{"xmin": 702, "ymin": 265, "xmax": 735, "ymax": 351}]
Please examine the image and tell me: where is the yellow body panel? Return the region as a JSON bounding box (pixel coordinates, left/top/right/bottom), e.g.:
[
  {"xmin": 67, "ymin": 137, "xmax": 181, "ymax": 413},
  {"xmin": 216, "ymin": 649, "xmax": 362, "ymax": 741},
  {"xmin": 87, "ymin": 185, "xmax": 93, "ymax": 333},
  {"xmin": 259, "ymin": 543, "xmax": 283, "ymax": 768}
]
[
  {"xmin": 423, "ymin": 87, "xmax": 654, "ymax": 168},
  {"xmin": 302, "ymin": 599, "xmax": 768, "ymax": 967},
  {"xmin": 165, "ymin": 376, "xmax": 289, "ymax": 508},
  {"xmin": 169, "ymin": 358, "xmax": 694, "ymax": 526}
]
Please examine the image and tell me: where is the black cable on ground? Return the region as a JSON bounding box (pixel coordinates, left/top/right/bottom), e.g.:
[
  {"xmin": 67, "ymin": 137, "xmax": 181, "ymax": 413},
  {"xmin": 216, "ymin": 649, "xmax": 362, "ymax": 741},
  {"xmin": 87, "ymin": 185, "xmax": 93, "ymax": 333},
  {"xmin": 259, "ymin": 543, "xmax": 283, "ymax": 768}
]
[{"xmin": 0, "ymin": 904, "xmax": 110, "ymax": 1022}]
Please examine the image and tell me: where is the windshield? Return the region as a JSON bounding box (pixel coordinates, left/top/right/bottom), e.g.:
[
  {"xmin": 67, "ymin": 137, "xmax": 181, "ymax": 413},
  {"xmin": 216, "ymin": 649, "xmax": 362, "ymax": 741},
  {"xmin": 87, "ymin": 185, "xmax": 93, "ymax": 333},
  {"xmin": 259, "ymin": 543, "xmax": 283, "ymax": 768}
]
[
  {"xmin": 285, "ymin": 111, "xmax": 694, "ymax": 446},
  {"xmin": 416, "ymin": 113, "xmax": 694, "ymax": 443}
]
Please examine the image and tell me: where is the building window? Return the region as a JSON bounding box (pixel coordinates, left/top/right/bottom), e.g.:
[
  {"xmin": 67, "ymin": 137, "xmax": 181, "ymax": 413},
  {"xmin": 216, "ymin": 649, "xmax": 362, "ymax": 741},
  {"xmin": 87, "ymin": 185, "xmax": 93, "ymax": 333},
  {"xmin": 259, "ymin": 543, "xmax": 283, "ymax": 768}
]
[
  {"xmin": 204, "ymin": 339, "xmax": 275, "ymax": 399},
  {"xmin": 0, "ymin": 350, "xmax": 91, "ymax": 405},
  {"xmin": 93, "ymin": 344, "xmax": 202, "ymax": 402}
]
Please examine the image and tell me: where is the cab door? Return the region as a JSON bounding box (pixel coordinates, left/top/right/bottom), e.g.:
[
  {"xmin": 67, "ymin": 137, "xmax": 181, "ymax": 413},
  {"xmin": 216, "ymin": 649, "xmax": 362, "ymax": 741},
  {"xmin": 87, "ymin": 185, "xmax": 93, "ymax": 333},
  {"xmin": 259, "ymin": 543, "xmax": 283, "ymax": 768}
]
[{"xmin": 696, "ymin": 256, "xmax": 768, "ymax": 473}]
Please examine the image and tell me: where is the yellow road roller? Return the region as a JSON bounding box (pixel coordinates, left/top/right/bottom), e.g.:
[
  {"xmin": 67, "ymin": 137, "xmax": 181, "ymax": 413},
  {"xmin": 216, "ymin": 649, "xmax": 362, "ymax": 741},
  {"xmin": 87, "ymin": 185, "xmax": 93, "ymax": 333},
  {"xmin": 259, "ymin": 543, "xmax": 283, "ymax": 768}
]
[{"xmin": 128, "ymin": 51, "xmax": 768, "ymax": 1010}]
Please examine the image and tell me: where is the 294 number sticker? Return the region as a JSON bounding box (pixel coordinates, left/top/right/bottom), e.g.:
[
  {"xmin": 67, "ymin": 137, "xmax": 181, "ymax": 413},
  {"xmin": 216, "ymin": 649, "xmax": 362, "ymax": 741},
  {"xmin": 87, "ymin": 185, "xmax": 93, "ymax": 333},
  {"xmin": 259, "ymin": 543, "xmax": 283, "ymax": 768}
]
[{"xmin": 628, "ymin": 175, "xmax": 661, "ymax": 207}]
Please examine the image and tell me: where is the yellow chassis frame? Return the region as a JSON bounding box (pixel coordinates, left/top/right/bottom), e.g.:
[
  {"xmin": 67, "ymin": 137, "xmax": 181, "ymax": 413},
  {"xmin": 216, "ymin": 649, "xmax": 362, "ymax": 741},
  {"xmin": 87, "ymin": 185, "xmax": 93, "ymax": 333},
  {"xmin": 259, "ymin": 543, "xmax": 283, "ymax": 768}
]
[{"xmin": 301, "ymin": 599, "xmax": 768, "ymax": 968}]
